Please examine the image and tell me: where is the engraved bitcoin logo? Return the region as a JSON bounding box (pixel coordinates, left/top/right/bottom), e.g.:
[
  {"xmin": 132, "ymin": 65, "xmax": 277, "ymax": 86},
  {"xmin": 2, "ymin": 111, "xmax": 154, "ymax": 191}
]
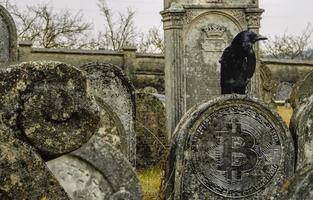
[
  {"xmin": 216, "ymin": 121, "xmax": 257, "ymax": 181},
  {"xmin": 190, "ymin": 108, "xmax": 282, "ymax": 198}
]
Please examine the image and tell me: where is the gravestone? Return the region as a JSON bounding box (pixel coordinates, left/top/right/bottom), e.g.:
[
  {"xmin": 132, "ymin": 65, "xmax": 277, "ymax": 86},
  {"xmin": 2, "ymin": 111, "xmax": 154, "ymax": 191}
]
[
  {"xmin": 273, "ymin": 82, "xmax": 293, "ymax": 104},
  {"xmin": 135, "ymin": 92, "xmax": 168, "ymax": 168},
  {"xmin": 47, "ymin": 136, "xmax": 143, "ymax": 200},
  {"xmin": 269, "ymin": 165, "xmax": 313, "ymax": 200},
  {"xmin": 290, "ymin": 94, "xmax": 313, "ymax": 170},
  {"xmin": 80, "ymin": 62, "xmax": 136, "ymax": 164},
  {"xmin": 161, "ymin": 0, "xmax": 264, "ymax": 137},
  {"xmin": 0, "ymin": 125, "xmax": 70, "ymax": 200},
  {"xmin": 290, "ymin": 70, "xmax": 313, "ymax": 109},
  {"xmin": 0, "ymin": 61, "xmax": 100, "ymax": 157},
  {"xmin": 0, "ymin": 5, "xmax": 17, "ymax": 63},
  {"xmin": 165, "ymin": 95, "xmax": 294, "ymax": 199}
]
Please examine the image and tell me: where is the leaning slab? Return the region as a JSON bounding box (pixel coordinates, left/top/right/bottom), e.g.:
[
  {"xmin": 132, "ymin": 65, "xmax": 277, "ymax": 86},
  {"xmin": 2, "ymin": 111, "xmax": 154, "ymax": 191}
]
[
  {"xmin": 0, "ymin": 126, "xmax": 69, "ymax": 200},
  {"xmin": 165, "ymin": 95, "xmax": 294, "ymax": 200},
  {"xmin": 47, "ymin": 136, "xmax": 143, "ymax": 200},
  {"xmin": 80, "ymin": 62, "xmax": 136, "ymax": 164},
  {"xmin": 0, "ymin": 61, "xmax": 100, "ymax": 157},
  {"xmin": 290, "ymin": 70, "xmax": 313, "ymax": 109}
]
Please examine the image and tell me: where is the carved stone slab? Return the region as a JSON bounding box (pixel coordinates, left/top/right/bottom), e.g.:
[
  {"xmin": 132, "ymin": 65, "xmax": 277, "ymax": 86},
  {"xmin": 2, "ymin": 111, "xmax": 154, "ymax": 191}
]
[
  {"xmin": 290, "ymin": 71, "xmax": 313, "ymax": 109},
  {"xmin": 290, "ymin": 94, "xmax": 313, "ymax": 170},
  {"xmin": 165, "ymin": 95, "xmax": 294, "ymax": 200},
  {"xmin": 135, "ymin": 92, "xmax": 167, "ymax": 168},
  {"xmin": 0, "ymin": 126, "xmax": 69, "ymax": 200},
  {"xmin": 0, "ymin": 61, "xmax": 100, "ymax": 157},
  {"xmin": 47, "ymin": 136, "xmax": 143, "ymax": 200},
  {"xmin": 80, "ymin": 62, "xmax": 136, "ymax": 164}
]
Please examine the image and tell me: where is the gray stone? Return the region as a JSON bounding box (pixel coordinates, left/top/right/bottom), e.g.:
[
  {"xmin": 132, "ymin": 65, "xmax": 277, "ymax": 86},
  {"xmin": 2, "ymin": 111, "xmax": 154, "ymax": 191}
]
[
  {"xmin": 290, "ymin": 94, "xmax": 313, "ymax": 170},
  {"xmin": 135, "ymin": 92, "xmax": 168, "ymax": 168},
  {"xmin": 290, "ymin": 70, "xmax": 313, "ymax": 109},
  {"xmin": 268, "ymin": 165, "xmax": 313, "ymax": 200},
  {"xmin": 47, "ymin": 136, "xmax": 143, "ymax": 200},
  {"xmin": 165, "ymin": 95, "xmax": 294, "ymax": 199},
  {"xmin": 0, "ymin": 126, "xmax": 70, "ymax": 200},
  {"xmin": 0, "ymin": 61, "xmax": 100, "ymax": 157},
  {"xmin": 273, "ymin": 82, "xmax": 293, "ymax": 104},
  {"xmin": 0, "ymin": 5, "xmax": 17, "ymax": 63},
  {"xmin": 79, "ymin": 62, "xmax": 136, "ymax": 164},
  {"xmin": 161, "ymin": 0, "xmax": 264, "ymax": 138}
]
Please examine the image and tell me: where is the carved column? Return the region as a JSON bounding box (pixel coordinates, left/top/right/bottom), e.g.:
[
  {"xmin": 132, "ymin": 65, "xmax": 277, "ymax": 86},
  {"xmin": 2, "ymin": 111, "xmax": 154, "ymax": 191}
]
[{"xmin": 161, "ymin": 4, "xmax": 186, "ymax": 140}]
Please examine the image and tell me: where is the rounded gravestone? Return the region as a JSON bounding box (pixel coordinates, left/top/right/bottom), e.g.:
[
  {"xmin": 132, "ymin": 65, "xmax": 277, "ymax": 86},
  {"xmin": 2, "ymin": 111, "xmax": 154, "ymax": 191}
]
[
  {"xmin": 270, "ymin": 165, "xmax": 313, "ymax": 200},
  {"xmin": 290, "ymin": 94, "xmax": 313, "ymax": 170},
  {"xmin": 273, "ymin": 82, "xmax": 293, "ymax": 104},
  {"xmin": 135, "ymin": 92, "xmax": 167, "ymax": 169},
  {"xmin": 290, "ymin": 71, "xmax": 313, "ymax": 109},
  {"xmin": 80, "ymin": 62, "xmax": 136, "ymax": 164},
  {"xmin": 165, "ymin": 95, "xmax": 294, "ymax": 200},
  {"xmin": 0, "ymin": 126, "xmax": 70, "ymax": 200},
  {"xmin": 47, "ymin": 136, "xmax": 143, "ymax": 200},
  {"xmin": 0, "ymin": 61, "xmax": 100, "ymax": 157}
]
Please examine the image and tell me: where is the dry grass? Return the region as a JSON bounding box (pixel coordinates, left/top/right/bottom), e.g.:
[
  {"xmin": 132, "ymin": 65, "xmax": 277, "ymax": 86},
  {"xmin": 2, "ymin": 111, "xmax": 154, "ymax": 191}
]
[
  {"xmin": 276, "ymin": 105, "xmax": 293, "ymax": 126},
  {"xmin": 137, "ymin": 167, "xmax": 162, "ymax": 200}
]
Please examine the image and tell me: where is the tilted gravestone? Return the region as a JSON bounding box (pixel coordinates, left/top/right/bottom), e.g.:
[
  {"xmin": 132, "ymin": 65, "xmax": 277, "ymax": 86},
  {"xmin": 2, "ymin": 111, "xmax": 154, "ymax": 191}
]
[
  {"xmin": 0, "ymin": 5, "xmax": 17, "ymax": 63},
  {"xmin": 290, "ymin": 94, "xmax": 313, "ymax": 170},
  {"xmin": 165, "ymin": 95, "xmax": 294, "ymax": 199},
  {"xmin": 290, "ymin": 70, "xmax": 313, "ymax": 109},
  {"xmin": 80, "ymin": 62, "xmax": 136, "ymax": 164},
  {"xmin": 273, "ymin": 82, "xmax": 293, "ymax": 104},
  {"xmin": 161, "ymin": 0, "xmax": 265, "ymax": 138},
  {"xmin": 268, "ymin": 165, "xmax": 313, "ymax": 200},
  {"xmin": 0, "ymin": 61, "xmax": 100, "ymax": 157},
  {"xmin": 47, "ymin": 136, "xmax": 143, "ymax": 200},
  {"xmin": 135, "ymin": 92, "xmax": 168, "ymax": 168},
  {"xmin": 0, "ymin": 126, "xmax": 70, "ymax": 200}
]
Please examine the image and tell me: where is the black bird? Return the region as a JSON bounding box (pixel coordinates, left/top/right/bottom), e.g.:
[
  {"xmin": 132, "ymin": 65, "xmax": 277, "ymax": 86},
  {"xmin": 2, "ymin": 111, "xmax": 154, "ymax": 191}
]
[{"xmin": 220, "ymin": 30, "xmax": 267, "ymax": 94}]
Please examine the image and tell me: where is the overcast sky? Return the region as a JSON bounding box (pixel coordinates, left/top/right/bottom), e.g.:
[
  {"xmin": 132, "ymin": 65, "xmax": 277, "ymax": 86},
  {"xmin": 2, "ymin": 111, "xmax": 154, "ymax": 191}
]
[{"xmin": 14, "ymin": 0, "xmax": 313, "ymax": 38}]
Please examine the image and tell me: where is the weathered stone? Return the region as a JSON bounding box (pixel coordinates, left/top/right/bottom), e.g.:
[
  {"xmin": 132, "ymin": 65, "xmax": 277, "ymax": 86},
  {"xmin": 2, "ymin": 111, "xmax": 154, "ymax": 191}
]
[
  {"xmin": 135, "ymin": 92, "xmax": 168, "ymax": 168},
  {"xmin": 165, "ymin": 95, "xmax": 294, "ymax": 199},
  {"xmin": 79, "ymin": 62, "xmax": 136, "ymax": 164},
  {"xmin": 290, "ymin": 94, "xmax": 313, "ymax": 170},
  {"xmin": 47, "ymin": 136, "xmax": 143, "ymax": 200},
  {"xmin": 0, "ymin": 61, "xmax": 100, "ymax": 157},
  {"xmin": 0, "ymin": 5, "xmax": 17, "ymax": 63},
  {"xmin": 0, "ymin": 126, "xmax": 69, "ymax": 200},
  {"xmin": 273, "ymin": 82, "xmax": 293, "ymax": 104},
  {"xmin": 268, "ymin": 165, "xmax": 313, "ymax": 200},
  {"xmin": 290, "ymin": 70, "xmax": 313, "ymax": 109}
]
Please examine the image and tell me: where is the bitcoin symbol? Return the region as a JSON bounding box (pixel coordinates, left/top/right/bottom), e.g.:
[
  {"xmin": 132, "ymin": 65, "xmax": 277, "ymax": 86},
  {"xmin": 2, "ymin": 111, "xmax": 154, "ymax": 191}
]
[{"xmin": 216, "ymin": 121, "xmax": 258, "ymax": 181}]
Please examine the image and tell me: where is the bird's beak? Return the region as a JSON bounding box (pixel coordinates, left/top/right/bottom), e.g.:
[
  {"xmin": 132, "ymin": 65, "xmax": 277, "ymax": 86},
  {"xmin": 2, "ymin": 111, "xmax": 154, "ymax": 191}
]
[{"xmin": 255, "ymin": 35, "xmax": 268, "ymax": 41}]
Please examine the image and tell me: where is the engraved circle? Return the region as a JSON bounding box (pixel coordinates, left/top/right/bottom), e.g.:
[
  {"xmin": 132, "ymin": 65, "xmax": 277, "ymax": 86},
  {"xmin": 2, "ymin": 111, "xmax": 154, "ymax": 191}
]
[{"xmin": 190, "ymin": 106, "xmax": 282, "ymax": 198}]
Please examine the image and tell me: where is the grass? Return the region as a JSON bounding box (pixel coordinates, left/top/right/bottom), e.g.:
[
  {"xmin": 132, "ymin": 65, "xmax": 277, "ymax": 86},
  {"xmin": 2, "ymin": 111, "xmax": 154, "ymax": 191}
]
[{"xmin": 137, "ymin": 106, "xmax": 294, "ymax": 200}]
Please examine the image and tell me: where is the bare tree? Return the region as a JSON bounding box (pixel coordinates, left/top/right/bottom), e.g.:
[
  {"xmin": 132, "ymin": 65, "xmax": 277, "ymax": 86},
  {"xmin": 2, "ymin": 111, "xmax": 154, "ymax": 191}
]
[
  {"xmin": 97, "ymin": 0, "xmax": 136, "ymax": 51},
  {"xmin": 137, "ymin": 26, "xmax": 164, "ymax": 54},
  {"xmin": 262, "ymin": 24, "xmax": 313, "ymax": 59},
  {"xmin": 1, "ymin": 0, "xmax": 93, "ymax": 49}
]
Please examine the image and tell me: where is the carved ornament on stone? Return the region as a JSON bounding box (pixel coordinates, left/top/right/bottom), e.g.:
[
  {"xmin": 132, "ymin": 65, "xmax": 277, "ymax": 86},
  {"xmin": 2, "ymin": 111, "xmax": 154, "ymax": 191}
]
[
  {"xmin": 246, "ymin": 14, "xmax": 261, "ymax": 28},
  {"xmin": 201, "ymin": 24, "xmax": 227, "ymax": 52}
]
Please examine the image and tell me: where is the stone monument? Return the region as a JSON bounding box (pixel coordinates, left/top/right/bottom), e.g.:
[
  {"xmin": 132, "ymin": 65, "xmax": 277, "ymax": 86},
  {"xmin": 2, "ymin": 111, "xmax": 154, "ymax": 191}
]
[
  {"xmin": 273, "ymin": 82, "xmax": 293, "ymax": 104},
  {"xmin": 161, "ymin": 0, "xmax": 264, "ymax": 137},
  {"xmin": 290, "ymin": 70, "xmax": 313, "ymax": 109},
  {"xmin": 165, "ymin": 95, "xmax": 294, "ymax": 199}
]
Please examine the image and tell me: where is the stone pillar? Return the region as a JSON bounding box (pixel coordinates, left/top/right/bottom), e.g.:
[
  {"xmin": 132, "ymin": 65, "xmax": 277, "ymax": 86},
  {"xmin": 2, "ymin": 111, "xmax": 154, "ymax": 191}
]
[
  {"xmin": 161, "ymin": 4, "xmax": 186, "ymax": 140},
  {"xmin": 122, "ymin": 46, "xmax": 138, "ymax": 81},
  {"xmin": 161, "ymin": 0, "xmax": 264, "ymax": 139},
  {"xmin": 18, "ymin": 41, "xmax": 33, "ymax": 60}
]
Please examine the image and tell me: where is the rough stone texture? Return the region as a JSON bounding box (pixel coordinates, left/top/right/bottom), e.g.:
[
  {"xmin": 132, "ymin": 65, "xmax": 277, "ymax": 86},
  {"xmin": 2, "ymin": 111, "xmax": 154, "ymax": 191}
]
[
  {"xmin": 135, "ymin": 92, "xmax": 168, "ymax": 169},
  {"xmin": 290, "ymin": 70, "xmax": 313, "ymax": 109},
  {"xmin": 0, "ymin": 61, "xmax": 100, "ymax": 157},
  {"xmin": 260, "ymin": 62, "xmax": 277, "ymax": 105},
  {"xmin": 165, "ymin": 95, "xmax": 294, "ymax": 200},
  {"xmin": 290, "ymin": 94, "xmax": 313, "ymax": 170},
  {"xmin": 161, "ymin": 0, "xmax": 264, "ymax": 138},
  {"xmin": 47, "ymin": 136, "xmax": 143, "ymax": 200},
  {"xmin": 273, "ymin": 82, "xmax": 293, "ymax": 104},
  {"xmin": 0, "ymin": 5, "xmax": 17, "ymax": 63},
  {"xmin": 80, "ymin": 62, "xmax": 136, "ymax": 164},
  {"xmin": 0, "ymin": 126, "xmax": 70, "ymax": 200},
  {"xmin": 268, "ymin": 165, "xmax": 313, "ymax": 200}
]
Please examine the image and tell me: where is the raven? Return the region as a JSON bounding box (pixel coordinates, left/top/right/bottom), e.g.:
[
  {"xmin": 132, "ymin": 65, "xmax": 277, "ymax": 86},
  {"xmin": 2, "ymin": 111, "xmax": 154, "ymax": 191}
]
[{"xmin": 220, "ymin": 30, "xmax": 267, "ymax": 94}]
